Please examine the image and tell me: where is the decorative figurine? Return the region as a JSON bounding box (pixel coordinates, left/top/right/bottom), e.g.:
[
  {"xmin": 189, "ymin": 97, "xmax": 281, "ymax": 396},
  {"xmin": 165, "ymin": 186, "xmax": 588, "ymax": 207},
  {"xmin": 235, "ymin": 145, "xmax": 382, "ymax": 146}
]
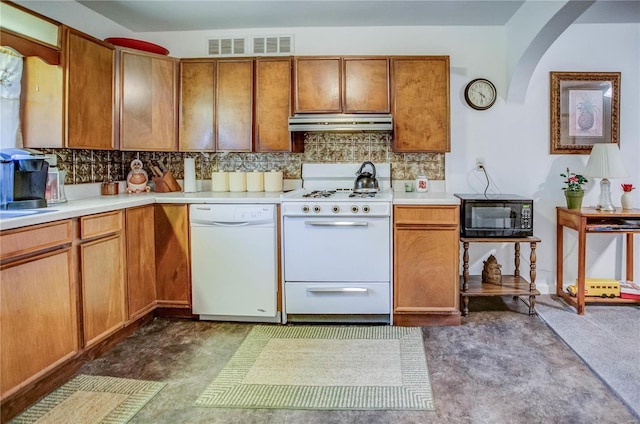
[
  {"xmin": 126, "ymin": 159, "xmax": 151, "ymax": 193},
  {"xmin": 482, "ymin": 254, "xmax": 502, "ymax": 285}
]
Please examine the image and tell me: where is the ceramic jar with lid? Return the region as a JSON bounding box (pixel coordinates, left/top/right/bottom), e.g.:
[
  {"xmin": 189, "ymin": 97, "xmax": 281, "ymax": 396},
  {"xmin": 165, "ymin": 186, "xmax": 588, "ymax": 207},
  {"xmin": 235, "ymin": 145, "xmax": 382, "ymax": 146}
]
[
  {"xmin": 247, "ymin": 171, "xmax": 265, "ymax": 192},
  {"xmin": 264, "ymin": 170, "xmax": 283, "ymax": 192}
]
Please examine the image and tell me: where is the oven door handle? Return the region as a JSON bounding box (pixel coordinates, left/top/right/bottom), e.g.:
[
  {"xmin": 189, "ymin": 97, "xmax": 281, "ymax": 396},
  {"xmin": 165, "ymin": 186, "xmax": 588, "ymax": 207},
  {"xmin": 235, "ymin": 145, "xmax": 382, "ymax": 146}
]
[
  {"xmin": 305, "ymin": 221, "xmax": 368, "ymax": 227},
  {"xmin": 307, "ymin": 287, "xmax": 369, "ymax": 293}
]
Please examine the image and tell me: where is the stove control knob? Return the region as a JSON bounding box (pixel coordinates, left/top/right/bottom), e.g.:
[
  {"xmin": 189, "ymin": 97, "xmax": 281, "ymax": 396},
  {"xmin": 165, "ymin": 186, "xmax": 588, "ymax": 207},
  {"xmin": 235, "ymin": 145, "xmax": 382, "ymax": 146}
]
[
  {"xmin": 313, "ymin": 205, "xmax": 321, "ymax": 213},
  {"xmin": 332, "ymin": 205, "xmax": 340, "ymax": 213},
  {"xmin": 301, "ymin": 205, "xmax": 310, "ymax": 213},
  {"xmin": 350, "ymin": 205, "xmax": 359, "ymax": 213},
  {"xmin": 362, "ymin": 205, "xmax": 370, "ymax": 213}
]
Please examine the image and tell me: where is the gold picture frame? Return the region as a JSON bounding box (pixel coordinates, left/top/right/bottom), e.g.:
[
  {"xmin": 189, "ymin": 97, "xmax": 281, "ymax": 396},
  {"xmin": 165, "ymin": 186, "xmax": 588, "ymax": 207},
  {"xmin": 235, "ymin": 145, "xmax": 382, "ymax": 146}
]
[{"xmin": 550, "ymin": 71, "xmax": 620, "ymax": 154}]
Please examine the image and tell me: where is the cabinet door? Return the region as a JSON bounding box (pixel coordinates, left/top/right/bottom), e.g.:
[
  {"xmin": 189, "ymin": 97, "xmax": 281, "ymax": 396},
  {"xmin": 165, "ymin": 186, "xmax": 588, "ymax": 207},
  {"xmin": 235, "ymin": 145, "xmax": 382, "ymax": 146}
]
[
  {"xmin": 294, "ymin": 57, "xmax": 341, "ymax": 113},
  {"xmin": 394, "ymin": 226, "xmax": 459, "ymax": 311},
  {"xmin": 255, "ymin": 57, "xmax": 296, "ymax": 152},
  {"xmin": 391, "ymin": 57, "xmax": 450, "ymax": 152},
  {"xmin": 1, "ymin": 249, "xmax": 78, "ymax": 399},
  {"xmin": 120, "ymin": 50, "xmax": 177, "ymax": 151},
  {"xmin": 81, "ymin": 234, "xmax": 125, "ymax": 347},
  {"xmin": 393, "ymin": 206, "xmax": 460, "ymax": 325},
  {"xmin": 216, "ymin": 59, "xmax": 253, "ymax": 151},
  {"xmin": 180, "ymin": 61, "xmax": 215, "ymax": 151},
  {"xmin": 343, "ymin": 58, "xmax": 390, "ymax": 113},
  {"xmin": 66, "ymin": 30, "xmax": 115, "ymax": 149},
  {"xmin": 155, "ymin": 204, "xmax": 191, "ymax": 310},
  {"xmin": 21, "ymin": 57, "xmax": 64, "ymax": 148},
  {"xmin": 126, "ymin": 206, "xmax": 156, "ymax": 321}
]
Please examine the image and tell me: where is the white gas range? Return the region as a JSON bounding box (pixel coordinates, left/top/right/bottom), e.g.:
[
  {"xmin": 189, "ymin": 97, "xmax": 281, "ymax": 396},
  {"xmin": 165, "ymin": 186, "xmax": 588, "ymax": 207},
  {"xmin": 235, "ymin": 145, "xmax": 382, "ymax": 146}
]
[{"xmin": 280, "ymin": 163, "xmax": 393, "ymax": 324}]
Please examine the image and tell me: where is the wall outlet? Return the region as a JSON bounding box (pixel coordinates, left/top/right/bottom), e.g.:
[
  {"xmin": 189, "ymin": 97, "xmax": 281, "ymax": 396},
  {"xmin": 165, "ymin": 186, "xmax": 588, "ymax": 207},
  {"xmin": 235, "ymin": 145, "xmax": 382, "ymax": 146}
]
[{"xmin": 475, "ymin": 157, "xmax": 485, "ymax": 170}]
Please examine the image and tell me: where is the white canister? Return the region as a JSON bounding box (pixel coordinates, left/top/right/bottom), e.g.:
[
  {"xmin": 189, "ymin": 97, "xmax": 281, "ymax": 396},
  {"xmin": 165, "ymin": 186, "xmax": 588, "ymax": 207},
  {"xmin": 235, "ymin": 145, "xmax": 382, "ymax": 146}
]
[
  {"xmin": 415, "ymin": 175, "xmax": 429, "ymax": 192},
  {"xmin": 229, "ymin": 171, "xmax": 247, "ymax": 192},
  {"xmin": 211, "ymin": 171, "xmax": 229, "ymax": 192},
  {"xmin": 264, "ymin": 170, "xmax": 283, "ymax": 192},
  {"xmin": 247, "ymin": 171, "xmax": 264, "ymax": 192}
]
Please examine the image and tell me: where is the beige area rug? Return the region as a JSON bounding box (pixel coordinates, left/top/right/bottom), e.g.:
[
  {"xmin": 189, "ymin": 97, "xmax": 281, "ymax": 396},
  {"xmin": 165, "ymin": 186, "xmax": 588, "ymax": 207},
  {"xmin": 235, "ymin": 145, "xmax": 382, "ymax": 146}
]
[
  {"xmin": 195, "ymin": 325, "xmax": 434, "ymax": 410},
  {"xmin": 10, "ymin": 374, "xmax": 165, "ymax": 424}
]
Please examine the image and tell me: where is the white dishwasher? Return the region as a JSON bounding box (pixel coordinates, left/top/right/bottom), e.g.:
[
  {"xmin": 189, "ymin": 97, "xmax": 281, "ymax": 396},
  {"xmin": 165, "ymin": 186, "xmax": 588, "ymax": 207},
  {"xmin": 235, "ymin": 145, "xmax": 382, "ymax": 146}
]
[{"xmin": 190, "ymin": 204, "xmax": 279, "ymax": 322}]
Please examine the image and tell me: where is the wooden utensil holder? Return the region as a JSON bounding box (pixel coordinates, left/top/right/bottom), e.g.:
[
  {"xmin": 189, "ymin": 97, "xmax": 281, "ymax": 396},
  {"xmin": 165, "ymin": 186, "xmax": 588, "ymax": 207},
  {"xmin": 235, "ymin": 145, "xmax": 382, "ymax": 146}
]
[{"xmin": 153, "ymin": 171, "xmax": 182, "ymax": 192}]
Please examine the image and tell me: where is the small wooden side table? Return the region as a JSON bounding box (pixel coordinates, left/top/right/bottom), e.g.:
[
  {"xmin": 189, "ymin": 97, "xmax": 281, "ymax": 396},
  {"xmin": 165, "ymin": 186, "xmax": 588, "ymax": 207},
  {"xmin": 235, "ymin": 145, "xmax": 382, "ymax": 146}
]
[
  {"xmin": 460, "ymin": 236, "xmax": 541, "ymax": 316},
  {"xmin": 556, "ymin": 207, "xmax": 640, "ymax": 315}
]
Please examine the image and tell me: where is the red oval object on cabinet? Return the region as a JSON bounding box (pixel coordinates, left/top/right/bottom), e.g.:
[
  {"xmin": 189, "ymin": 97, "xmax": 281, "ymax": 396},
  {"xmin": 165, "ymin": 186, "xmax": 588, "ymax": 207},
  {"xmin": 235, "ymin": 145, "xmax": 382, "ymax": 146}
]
[{"xmin": 104, "ymin": 37, "xmax": 169, "ymax": 55}]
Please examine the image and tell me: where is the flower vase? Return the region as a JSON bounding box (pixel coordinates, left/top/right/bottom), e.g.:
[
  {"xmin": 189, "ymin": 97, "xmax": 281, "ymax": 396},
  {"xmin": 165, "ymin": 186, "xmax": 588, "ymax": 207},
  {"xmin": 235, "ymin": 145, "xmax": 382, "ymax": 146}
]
[
  {"xmin": 621, "ymin": 192, "xmax": 634, "ymax": 210},
  {"xmin": 565, "ymin": 190, "xmax": 584, "ymax": 210}
]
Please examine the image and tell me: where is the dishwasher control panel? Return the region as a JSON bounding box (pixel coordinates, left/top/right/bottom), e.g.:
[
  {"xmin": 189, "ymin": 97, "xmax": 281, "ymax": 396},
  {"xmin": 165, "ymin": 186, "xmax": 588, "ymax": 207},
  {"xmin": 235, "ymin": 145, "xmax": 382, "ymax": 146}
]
[{"xmin": 190, "ymin": 204, "xmax": 276, "ymax": 226}]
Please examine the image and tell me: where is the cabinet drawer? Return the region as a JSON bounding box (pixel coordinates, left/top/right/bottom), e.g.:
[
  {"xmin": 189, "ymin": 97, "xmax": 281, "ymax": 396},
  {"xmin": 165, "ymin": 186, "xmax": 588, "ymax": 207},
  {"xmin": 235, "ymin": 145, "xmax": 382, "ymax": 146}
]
[
  {"xmin": 80, "ymin": 210, "xmax": 123, "ymax": 240},
  {"xmin": 0, "ymin": 220, "xmax": 72, "ymax": 261},
  {"xmin": 285, "ymin": 282, "xmax": 390, "ymax": 314},
  {"xmin": 394, "ymin": 206, "xmax": 459, "ymax": 226}
]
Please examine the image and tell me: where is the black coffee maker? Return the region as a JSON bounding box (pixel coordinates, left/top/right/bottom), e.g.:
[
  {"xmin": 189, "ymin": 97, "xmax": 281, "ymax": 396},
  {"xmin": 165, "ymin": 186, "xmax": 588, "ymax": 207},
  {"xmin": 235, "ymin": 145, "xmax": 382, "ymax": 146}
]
[{"xmin": 0, "ymin": 148, "xmax": 49, "ymax": 210}]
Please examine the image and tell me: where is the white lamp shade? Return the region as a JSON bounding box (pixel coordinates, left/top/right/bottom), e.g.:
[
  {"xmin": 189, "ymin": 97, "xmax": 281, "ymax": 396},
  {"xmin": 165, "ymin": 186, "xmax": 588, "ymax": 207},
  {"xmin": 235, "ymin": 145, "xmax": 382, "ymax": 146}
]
[{"xmin": 584, "ymin": 144, "xmax": 629, "ymax": 179}]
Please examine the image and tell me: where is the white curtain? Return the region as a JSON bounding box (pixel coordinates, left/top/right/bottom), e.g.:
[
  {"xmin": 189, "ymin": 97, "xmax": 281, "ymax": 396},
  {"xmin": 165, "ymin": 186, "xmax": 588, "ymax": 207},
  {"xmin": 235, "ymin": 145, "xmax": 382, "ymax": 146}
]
[{"xmin": 0, "ymin": 46, "xmax": 23, "ymax": 149}]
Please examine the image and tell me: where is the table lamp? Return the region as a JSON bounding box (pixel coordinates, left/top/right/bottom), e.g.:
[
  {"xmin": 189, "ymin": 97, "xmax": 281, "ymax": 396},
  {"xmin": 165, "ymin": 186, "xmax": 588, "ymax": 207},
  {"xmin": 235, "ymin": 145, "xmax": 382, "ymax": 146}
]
[{"xmin": 584, "ymin": 143, "xmax": 629, "ymax": 211}]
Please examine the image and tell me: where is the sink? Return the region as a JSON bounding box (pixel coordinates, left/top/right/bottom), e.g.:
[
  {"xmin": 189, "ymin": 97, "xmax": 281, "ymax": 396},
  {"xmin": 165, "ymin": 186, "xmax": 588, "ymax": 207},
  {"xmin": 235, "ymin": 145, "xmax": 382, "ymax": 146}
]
[{"xmin": 0, "ymin": 209, "xmax": 57, "ymax": 220}]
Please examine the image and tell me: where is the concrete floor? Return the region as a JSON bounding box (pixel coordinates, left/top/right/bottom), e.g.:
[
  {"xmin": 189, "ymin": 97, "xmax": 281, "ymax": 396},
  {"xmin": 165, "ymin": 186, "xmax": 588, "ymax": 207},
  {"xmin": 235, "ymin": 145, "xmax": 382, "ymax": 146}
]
[{"xmin": 76, "ymin": 297, "xmax": 639, "ymax": 424}]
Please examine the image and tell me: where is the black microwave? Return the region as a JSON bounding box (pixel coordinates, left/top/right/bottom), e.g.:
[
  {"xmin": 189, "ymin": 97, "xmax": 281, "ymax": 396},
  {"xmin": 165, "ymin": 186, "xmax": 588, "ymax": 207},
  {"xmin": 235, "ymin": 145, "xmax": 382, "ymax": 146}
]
[{"xmin": 454, "ymin": 194, "xmax": 533, "ymax": 238}]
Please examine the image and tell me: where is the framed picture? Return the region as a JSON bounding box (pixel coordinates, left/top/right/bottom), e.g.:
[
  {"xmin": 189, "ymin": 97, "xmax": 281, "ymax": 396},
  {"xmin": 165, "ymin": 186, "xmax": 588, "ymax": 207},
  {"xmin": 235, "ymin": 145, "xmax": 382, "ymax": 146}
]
[{"xmin": 550, "ymin": 71, "xmax": 620, "ymax": 154}]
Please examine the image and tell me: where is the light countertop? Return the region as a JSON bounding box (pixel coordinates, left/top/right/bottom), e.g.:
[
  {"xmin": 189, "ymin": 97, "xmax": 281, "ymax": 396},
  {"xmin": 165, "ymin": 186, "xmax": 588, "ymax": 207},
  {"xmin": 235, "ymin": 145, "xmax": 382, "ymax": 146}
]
[
  {"xmin": 392, "ymin": 191, "xmax": 460, "ymax": 205},
  {"xmin": 1, "ymin": 189, "xmax": 459, "ymax": 231},
  {"xmin": 0, "ymin": 191, "xmax": 283, "ymax": 231}
]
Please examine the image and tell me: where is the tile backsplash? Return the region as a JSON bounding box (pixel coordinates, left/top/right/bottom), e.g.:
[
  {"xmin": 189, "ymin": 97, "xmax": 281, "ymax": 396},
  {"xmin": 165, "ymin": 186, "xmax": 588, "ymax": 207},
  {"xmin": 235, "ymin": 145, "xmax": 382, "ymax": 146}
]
[{"xmin": 42, "ymin": 132, "xmax": 444, "ymax": 185}]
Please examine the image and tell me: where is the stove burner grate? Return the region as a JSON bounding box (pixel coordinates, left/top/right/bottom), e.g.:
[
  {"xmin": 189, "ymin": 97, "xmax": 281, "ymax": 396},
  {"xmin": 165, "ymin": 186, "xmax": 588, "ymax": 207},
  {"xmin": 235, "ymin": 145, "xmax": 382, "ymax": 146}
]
[
  {"xmin": 303, "ymin": 190, "xmax": 336, "ymax": 198},
  {"xmin": 349, "ymin": 192, "xmax": 377, "ymax": 198}
]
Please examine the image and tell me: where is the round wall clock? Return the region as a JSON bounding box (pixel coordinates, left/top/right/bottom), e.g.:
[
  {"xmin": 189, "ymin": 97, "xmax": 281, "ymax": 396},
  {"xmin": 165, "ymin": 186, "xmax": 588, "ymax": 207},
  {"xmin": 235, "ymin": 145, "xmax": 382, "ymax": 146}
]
[{"xmin": 464, "ymin": 78, "xmax": 497, "ymax": 110}]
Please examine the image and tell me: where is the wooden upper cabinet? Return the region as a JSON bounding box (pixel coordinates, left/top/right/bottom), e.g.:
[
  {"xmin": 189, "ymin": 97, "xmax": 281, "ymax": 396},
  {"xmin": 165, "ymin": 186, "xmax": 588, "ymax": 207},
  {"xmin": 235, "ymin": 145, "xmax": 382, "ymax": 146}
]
[
  {"xmin": 293, "ymin": 56, "xmax": 390, "ymax": 114},
  {"xmin": 391, "ymin": 56, "xmax": 450, "ymax": 152},
  {"xmin": 294, "ymin": 57, "xmax": 342, "ymax": 113},
  {"xmin": 343, "ymin": 57, "xmax": 390, "ymax": 113},
  {"xmin": 22, "ymin": 28, "xmax": 115, "ymax": 149},
  {"xmin": 120, "ymin": 50, "xmax": 178, "ymax": 151},
  {"xmin": 67, "ymin": 30, "xmax": 115, "ymax": 149},
  {"xmin": 216, "ymin": 59, "xmax": 253, "ymax": 151},
  {"xmin": 21, "ymin": 56, "xmax": 64, "ymax": 148},
  {"xmin": 179, "ymin": 61, "xmax": 215, "ymax": 151},
  {"xmin": 255, "ymin": 57, "xmax": 299, "ymax": 152}
]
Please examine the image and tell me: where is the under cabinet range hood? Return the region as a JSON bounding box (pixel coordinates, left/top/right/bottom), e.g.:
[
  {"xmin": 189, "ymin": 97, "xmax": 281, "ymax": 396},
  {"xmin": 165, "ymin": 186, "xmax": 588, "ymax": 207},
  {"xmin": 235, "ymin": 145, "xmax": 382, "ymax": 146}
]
[{"xmin": 288, "ymin": 114, "xmax": 393, "ymax": 132}]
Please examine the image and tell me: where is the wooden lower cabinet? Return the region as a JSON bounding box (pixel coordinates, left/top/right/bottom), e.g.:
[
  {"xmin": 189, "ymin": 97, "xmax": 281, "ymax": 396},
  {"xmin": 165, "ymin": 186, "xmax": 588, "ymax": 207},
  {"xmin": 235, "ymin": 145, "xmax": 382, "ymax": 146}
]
[
  {"xmin": 79, "ymin": 211, "xmax": 126, "ymax": 347},
  {"xmin": 393, "ymin": 205, "xmax": 461, "ymax": 326},
  {"xmin": 126, "ymin": 206, "xmax": 157, "ymax": 321},
  {"xmin": 0, "ymin": 221, "xmax": 77, "ymax": 400},
  {"xmin": 154, "ymin": 204, "xmax": 191, "ymax": 314}
]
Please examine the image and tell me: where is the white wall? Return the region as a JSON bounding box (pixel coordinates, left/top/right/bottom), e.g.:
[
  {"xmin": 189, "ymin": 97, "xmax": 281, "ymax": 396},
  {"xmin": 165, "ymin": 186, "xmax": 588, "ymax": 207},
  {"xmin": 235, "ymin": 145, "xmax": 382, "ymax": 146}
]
[{"xmin": 12, "ymin": 1, "xmax": 640, "ymax": 293}]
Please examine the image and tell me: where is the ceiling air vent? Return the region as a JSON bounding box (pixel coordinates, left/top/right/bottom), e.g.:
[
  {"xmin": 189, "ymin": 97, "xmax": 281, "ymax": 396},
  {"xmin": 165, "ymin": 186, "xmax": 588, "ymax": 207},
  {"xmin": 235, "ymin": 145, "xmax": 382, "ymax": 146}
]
[
  {"xmin": 252, "ymin": 36, "xmax": 294, "ymax": 55},
  {"xmin": 208, "ymin": 38, "xmax": 246, "ymax": 56}
]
